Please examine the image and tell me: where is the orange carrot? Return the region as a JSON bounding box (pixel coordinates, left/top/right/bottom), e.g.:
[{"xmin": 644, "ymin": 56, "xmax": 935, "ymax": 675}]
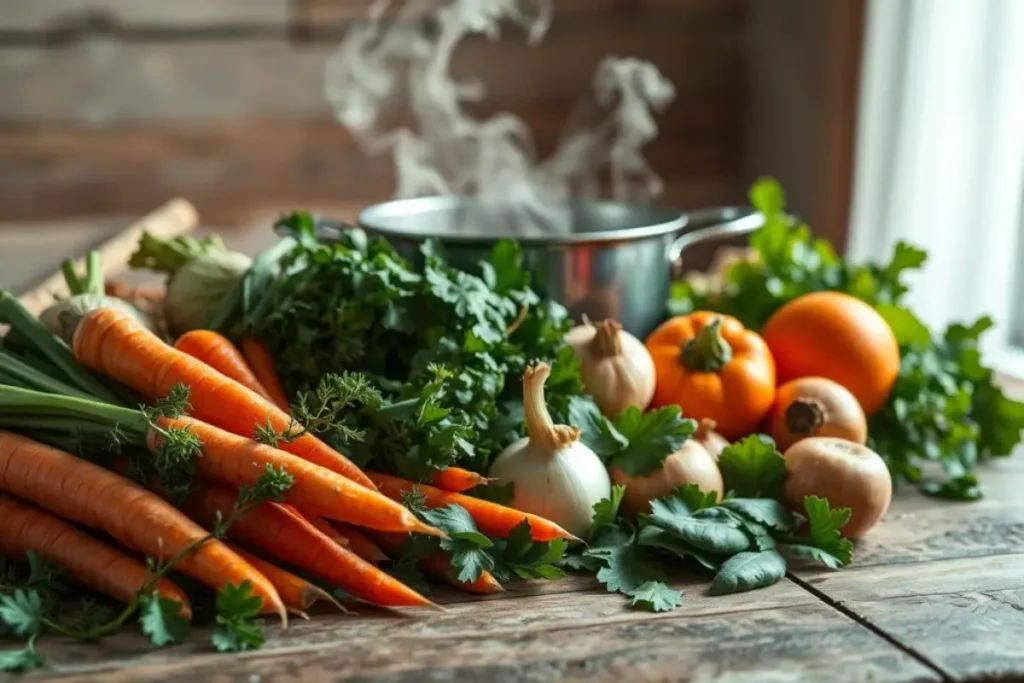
[
  {"xmin": 72, "ymin": 308, "xmax": 375, "ymax": 490},
  {"xmin": 373, "ymin": 531, "xmax": 504, "ymax": 595},
  {"xmin": 0, "ymin": 494, "xmax": 193, "ymax": 617},
  {"xmin": 329, "ymin": 523, "xmax": 389, "ymax": 565},
  {"xmin": 240, "ymin": 338, "xmax": 291, "ymax": 412},
  {"xmin": 184, "ymin": 483, "xmax": 438, "ymax": 609},
  {"xmin": 0, "ymin": 431, "xmax": 286, "ymax": 620},
  {"xmin": 226, "ymin": 543, "xmax": 344, "ymax": 616},
  {"xmin": 368, "ymin": 472, "xmax": 579, "ymax": 543},
  {"xmin": 174, "ymin": 330, "xmax": 277, "ymax": 404},
  {"xmin": 297, "ymin": 514, "xmax": 356, "ymax": 551},
  {"xmin": 431, "ymin": 467, "xmax": 490, "ymax": 493},
  {"xmin": 148, "ymin": 416, "xmax": 441, "ymax": 536}
]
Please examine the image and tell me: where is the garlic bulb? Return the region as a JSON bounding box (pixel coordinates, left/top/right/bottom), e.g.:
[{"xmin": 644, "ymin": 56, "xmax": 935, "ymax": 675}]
[
  {"xmin": 565, "ymin": 318, "xmax": 656, "ymax": 418},
  {"xmin": 488, "ymin": 362, "xmax": 611, "ymax": 538}
]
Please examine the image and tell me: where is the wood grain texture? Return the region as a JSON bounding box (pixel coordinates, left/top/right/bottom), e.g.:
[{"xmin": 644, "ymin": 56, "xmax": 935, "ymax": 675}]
[
  {"xmin": 0, "ymin": 1, "xmax": 289, "ymax": 33},
  {"xmin": 795, "ymin": 554, "xmax": 1024, "ymax": 681},
  {"xmin": 0, "ymin": 24, "xmax": 740, "ymax": 123},
  {"xmin": 12, "ymin": 585, "xmax": 938, "ymax": 683}
]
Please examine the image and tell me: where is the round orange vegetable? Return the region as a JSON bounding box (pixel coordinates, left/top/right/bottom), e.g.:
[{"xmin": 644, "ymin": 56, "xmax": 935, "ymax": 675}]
[
  {"xmin": 761, "ymin": 292, "xmax": 899, "ymax": 415},
  {"xmin": 645, "ymin": 312, "xmax": 776, "ymax": 440}
]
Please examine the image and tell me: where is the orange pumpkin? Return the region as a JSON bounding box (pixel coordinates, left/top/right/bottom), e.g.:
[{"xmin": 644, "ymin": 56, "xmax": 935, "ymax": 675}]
[
  {"xmin": 645, "ymin": 312, "xmax": 776, "ymax": 440},
  {"xmin": 760, "ymin": 291, "xmax": 899, "ymax": 415}
]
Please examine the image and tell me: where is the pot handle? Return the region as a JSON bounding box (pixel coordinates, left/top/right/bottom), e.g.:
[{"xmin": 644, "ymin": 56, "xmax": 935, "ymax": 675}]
[{"xmin": 668, "ymin": 208, "xmax": 765, "ymax": 280}]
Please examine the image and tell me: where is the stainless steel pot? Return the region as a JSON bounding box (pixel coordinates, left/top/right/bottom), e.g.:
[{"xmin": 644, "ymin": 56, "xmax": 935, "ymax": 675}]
[{"xmin": 314, "ymin": 197, "xmax": 764, "ymax": 338}]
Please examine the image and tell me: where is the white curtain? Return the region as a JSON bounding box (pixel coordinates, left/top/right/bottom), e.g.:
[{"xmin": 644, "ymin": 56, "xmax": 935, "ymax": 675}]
[{"xmin": 847, "ymin": 0, "xmax": 1024, "ymax": 359}]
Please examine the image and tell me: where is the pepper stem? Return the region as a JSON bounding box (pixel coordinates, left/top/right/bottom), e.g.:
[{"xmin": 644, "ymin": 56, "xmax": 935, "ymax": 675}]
[
  {"xmin": 589, "ymin": 319, "xmax": 624, "ymax": 358},
  {"xmin": 681, "ymin": 318, "xmax": 733, "ymax": 372},
  {"xmin": 785, "ymin": 398, "xmax": 827, "ymax": 434},
  {"xmin": 522, "ymin": 362, "xmax": 581, "ymax": 451}
]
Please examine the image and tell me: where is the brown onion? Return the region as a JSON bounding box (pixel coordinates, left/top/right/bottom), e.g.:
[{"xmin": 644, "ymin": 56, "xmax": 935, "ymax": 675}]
[
  {"xmin": 783, "ymin": 437, "xmax": 892, "ymax": 538},
  {"xmin": 611, "ymin": 440, "xmax": 724, "ymax": 515},
  {"xmin": 769, "ymin": 377, "xmax": 867, "ymax": 452}
]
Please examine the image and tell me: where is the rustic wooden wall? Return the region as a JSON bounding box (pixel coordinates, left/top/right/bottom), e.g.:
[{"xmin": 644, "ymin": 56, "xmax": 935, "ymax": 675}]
[{"xmin": 0, "ymin": 0, "xmax": 748, "ymax": 226}]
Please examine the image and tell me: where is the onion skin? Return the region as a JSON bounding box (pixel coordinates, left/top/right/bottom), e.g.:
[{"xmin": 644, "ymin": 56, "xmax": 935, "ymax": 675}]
[
  {"xmin": 611, "ymin": 440, "xmax": 724, "ymax": 515},
  {"xmin": 693, "ymin": 419, "xmax": 730, "ymax": 461},
  {"xmin": 783, "ymin": 437, "xmax": 892, "ymax": 538},
  {"xmin": 565, "ymin": 319, "xmax": 656, "ymax": 418},
  {"xmin": 769, "ymin": 377, "xmax": 867, "ymax": 452}
]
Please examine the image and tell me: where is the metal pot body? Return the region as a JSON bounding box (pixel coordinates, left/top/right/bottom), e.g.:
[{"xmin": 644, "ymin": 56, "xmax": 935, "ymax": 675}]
[{"xmin": 321, "ymin": 197, "xmax": 762, "ymax": 338}]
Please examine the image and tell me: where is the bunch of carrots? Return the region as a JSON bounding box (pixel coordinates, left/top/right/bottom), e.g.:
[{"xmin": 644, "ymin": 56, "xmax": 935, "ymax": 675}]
[{"xmin": 0, "ymin": 287, "xmax": 577, "ymax": 647}]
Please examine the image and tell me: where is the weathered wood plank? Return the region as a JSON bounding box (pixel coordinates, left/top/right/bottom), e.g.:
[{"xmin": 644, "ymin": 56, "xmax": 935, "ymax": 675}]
[
  {"xmin": 0, "ymin": 109, "xmax": 742, "ymax": 222},
  {"xmin": 0, "ymin": 23, "xmax": 740, "ymax": 122},
  {"xmin": 300, "ymin": 0, "xmax": 745, "ymax": 36},
  {"xmin": 794, "ymin": 554, "xmax": 1024, "ymax": 681},
  {"xmin": 11, "ymin": 588, "xmax": 939, "ymax": 682},
  {"xmin": 0, "ymin": 1, "xmax": 289, "ymax": 32}
]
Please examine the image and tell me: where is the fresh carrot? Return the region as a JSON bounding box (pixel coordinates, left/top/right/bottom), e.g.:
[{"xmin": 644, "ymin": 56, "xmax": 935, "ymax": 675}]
[
  {"xmin": 297, "ymin": 514, "xmax": 356, "ymax": 551},
  {"xmin": 372, "ymin": 531, "xmax": 504, "ymax": 595},
  {"xmin": 72, "ymin": 308, "xmax": 375, "ymax": 490},
  {"xmin": 226, "ymin": 543, "xmax": 344, "ymax": 617},
  {"xmin": 368, "ymin": 472, "xmax": 579, "ymax": 543},
  {"xmin": 329, "ymin": 523, "xmax": 389, "ymax": 565},
  {"xmin": 183, "ymin": 483, "xmax": 438, "ymax": 610},
  {"xmin": 0, "ymin": 431, "xmax": 286, "ymax": 620},
  {"xmin": 431, "ymin": 467, "xmax": 490, "ymax": 493},
  {"xmin": 0, "ymin": 493, "xmax": 193, "ymax": 617},
  {"xmin": 174, "ymin": 330, "xmax": 276, "ymax": 404},
  {"xmin": 149, "ymin": 416, "xmax": 441, "ymax": 536},
  {"xmin": 239, "ymin": 338, "xmax": 291, "ymax": 412}
]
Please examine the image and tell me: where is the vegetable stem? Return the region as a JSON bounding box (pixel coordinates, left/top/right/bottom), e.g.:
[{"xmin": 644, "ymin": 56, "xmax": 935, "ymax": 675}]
[
  {"xmin": 785, "ymin": 398, "xmax": 827, "ymax": 435},
  {"xmin": 0, "ymin": 353, "xmax": 94, "ymax": 400},
  {"xmin": 522, "ymin": 363, "xmax": 581, "ymax": 451},
  {"xmin": 590, "ymin": 320, "xmax": 624, "ymax": 358},
  {"xmin": 681, "ymin": 317, "xmax": 733, "ymax": 372}
]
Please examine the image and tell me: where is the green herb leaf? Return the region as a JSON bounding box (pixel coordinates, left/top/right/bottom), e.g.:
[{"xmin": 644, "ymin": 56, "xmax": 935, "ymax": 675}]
[
  {"xmin": 212, "ymin": 581, "xmax": 265, "ymax": 653},
  {"xmin": 492, "ymin": 520, "xmax": 567, "ymax": 582},
  {"xmin": 675, "ymin": 483, "xmax": 718, "ymax": 512},
  {"xmin": 783, "ymin": 496, "xmax": 853, "ymax": 568},
  {"xmin": 636, "ymin": 526, "xmax": 722, "ymax": 571},
  {"xmin": 0, "ymin": 637, "xmax": 44, "ymax": 673},
  {"xmin": 607, "ymin": 406, "xmax": 697, "ymax": 477},
  {"xmin": 921, "ymin": 474, "xmax": 983, "ymax": 501},
  {"xmin": 590, "ymin": 485, "xmax": 626, "ymax": 532},
  {"xmin": 138, "ymin": 594, "xmax": 190, "ymax": 647},
  {"xmin": 0, "ymin": 590, "xmax": 44, "ymax": 637},
  {"xmin": 648, "ymin": 492, "xmax": 751, "ymax": 554},
  {"xmin": 708, "ymin": 550, "xmax": 788, "ymax": 595},
  {"xmin": 627, "ymin": 581, "xmax": 684, "ymax": 612},
  {"xmin": 569, "ymin": 396, "xmax": 627, "ymax": 459},
  {"xmin": 720, "ymin": 498, "xmax": 795, "ymax": 533},
  {"xmin": 588, "ymin": 543, "xmax": 668, "ymax": 595},
  {"xmin": 421, "ymin": 505, "xmax": 494, "ymax": 547},
  {"xmin": 717, "ymin": 435, "xmax": 787, "ymax": 499}
]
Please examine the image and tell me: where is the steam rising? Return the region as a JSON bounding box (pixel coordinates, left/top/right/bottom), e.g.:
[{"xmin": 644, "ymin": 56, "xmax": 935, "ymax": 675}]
[{"xmin": 324, "ymin": 0, "xmax": 675, "ymax": 235}]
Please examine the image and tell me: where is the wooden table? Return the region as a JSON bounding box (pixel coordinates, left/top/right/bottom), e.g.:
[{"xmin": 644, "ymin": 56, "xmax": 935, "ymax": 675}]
[{"xmin": 4, "ymin": 216, "xmax": 1024, "ymax": 682}]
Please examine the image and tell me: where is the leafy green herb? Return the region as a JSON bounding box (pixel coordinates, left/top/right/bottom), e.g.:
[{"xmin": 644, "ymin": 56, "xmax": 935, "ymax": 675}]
[
  {"xmin": 708, "ymin": 550, "xmax": 787, "ymax": 596},
  {"xmin": 589, "ymin": 542, "xmax": 668, "ymax": 594},
  {"xmin": 491, "ymin": 521, "xmax": 568, "ymax": 582},
  {"xmin": 720, "ymin": 498, "xmax": 795, "ymax": 533},
  {"xmin": 590, "ymin": 485, "xmax": 626, "ymax": 532},
  {"xmin": 0, "ymin": 636, "xmax": 44, "ymax": 673},
  {"xmin": 138, "ymin": 594, "xmax": 189, "ymax": 647},
  {"xmin": 627, "ymin": 581, "xmax": 684, "ymax": 612},
  {"xmin": 780, "ymin": 496, "xmax": 854, "ymax": 569},
  {"xmin": 676, "ymin": 483, "xmax": 719, "ymax": 512},
  {"xmin": 648, "ymin": 497, "xmax": 751, "ymax": 555},
  {"xmin": 0, "ymin": 590, "xmax": 44, "ymax": 637},
  {"xmin": 211, "ymin": 582, "xmax": 265, "ymax": 653},
  {"xmin": 717, "ymin": 435, "xmax": 787, "ymax": 499},
  {"xmin": 605, "ymin": 406, "xmax": 696, "ymax": 476}
]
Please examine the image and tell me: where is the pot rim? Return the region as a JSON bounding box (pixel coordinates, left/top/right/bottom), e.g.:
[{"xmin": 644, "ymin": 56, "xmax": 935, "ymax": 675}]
[{"xmin": 351, "ymin": 195, "xmax": 743, "ymax": 246}]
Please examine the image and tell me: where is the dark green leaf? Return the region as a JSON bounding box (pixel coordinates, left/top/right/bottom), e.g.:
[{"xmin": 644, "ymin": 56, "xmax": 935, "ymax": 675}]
[
  {"xmin": 777, "ymin": 543, "xmax": 845, "ymax": 570},
  {"xmin": 0, "ymin": 638, "xmax": 44, "ymax": 673},
  {"xmin": 0, "ymin": 590, "xmax": 44, "ymax": 637},
  {"xmin": 784, "ymin": 496, "xmax": 853, "ymax": 567},
  {"xmin": 590, "ymin": 485, "xmax": 626, "ymax": 533},
  {"xmin": 216, "ymin": 581, "xmax": 263, "ymax": 621},
  {"xmin": 921, "ymin": 474, "xmax": 983, "ymax": 501},
  {"xmin": 636, "ymin": 526, "xmax": 722, "ymax": 571},
  {"xmin": 709, "ymin": 550, "xmax": 787, "ymax": 595},
  {"xmin": 588, "ymin": 543, "xmax": 668, "ymax": 595},
  {"xmin": 138, "ymin": 594, "xmax": 190, "ymax": 647},
  {"xmin": 608, "ymin": 406, "xmax": 696, "ymax": 477},
  {"xmin": 720, "ymin": 498, "xmax": 795, "ymax": 532},
  {"xmin": 627, "ymin": 581, "xmax": 683, "ymax": 612},
  {"xmin": 675, "ymin": 484, "xmax": 719, "ymax": 512},
  {"xmin": 717, "ymin": 435, "xmax": 787, "ymax": 499},
  {"xmin": 569, "ymin": 396, "xmax": 627, "ymax": 459},
  {"xmin": 649, "ymin": 513, "xmax": 751, "ymax": 555},
  {"xmin": 421, "ymin": 505, "xmax": 494, "ymax": 547},
  {"xmin": 211, "ymin": 620, "xmax": 265, "ymax": 653}
]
